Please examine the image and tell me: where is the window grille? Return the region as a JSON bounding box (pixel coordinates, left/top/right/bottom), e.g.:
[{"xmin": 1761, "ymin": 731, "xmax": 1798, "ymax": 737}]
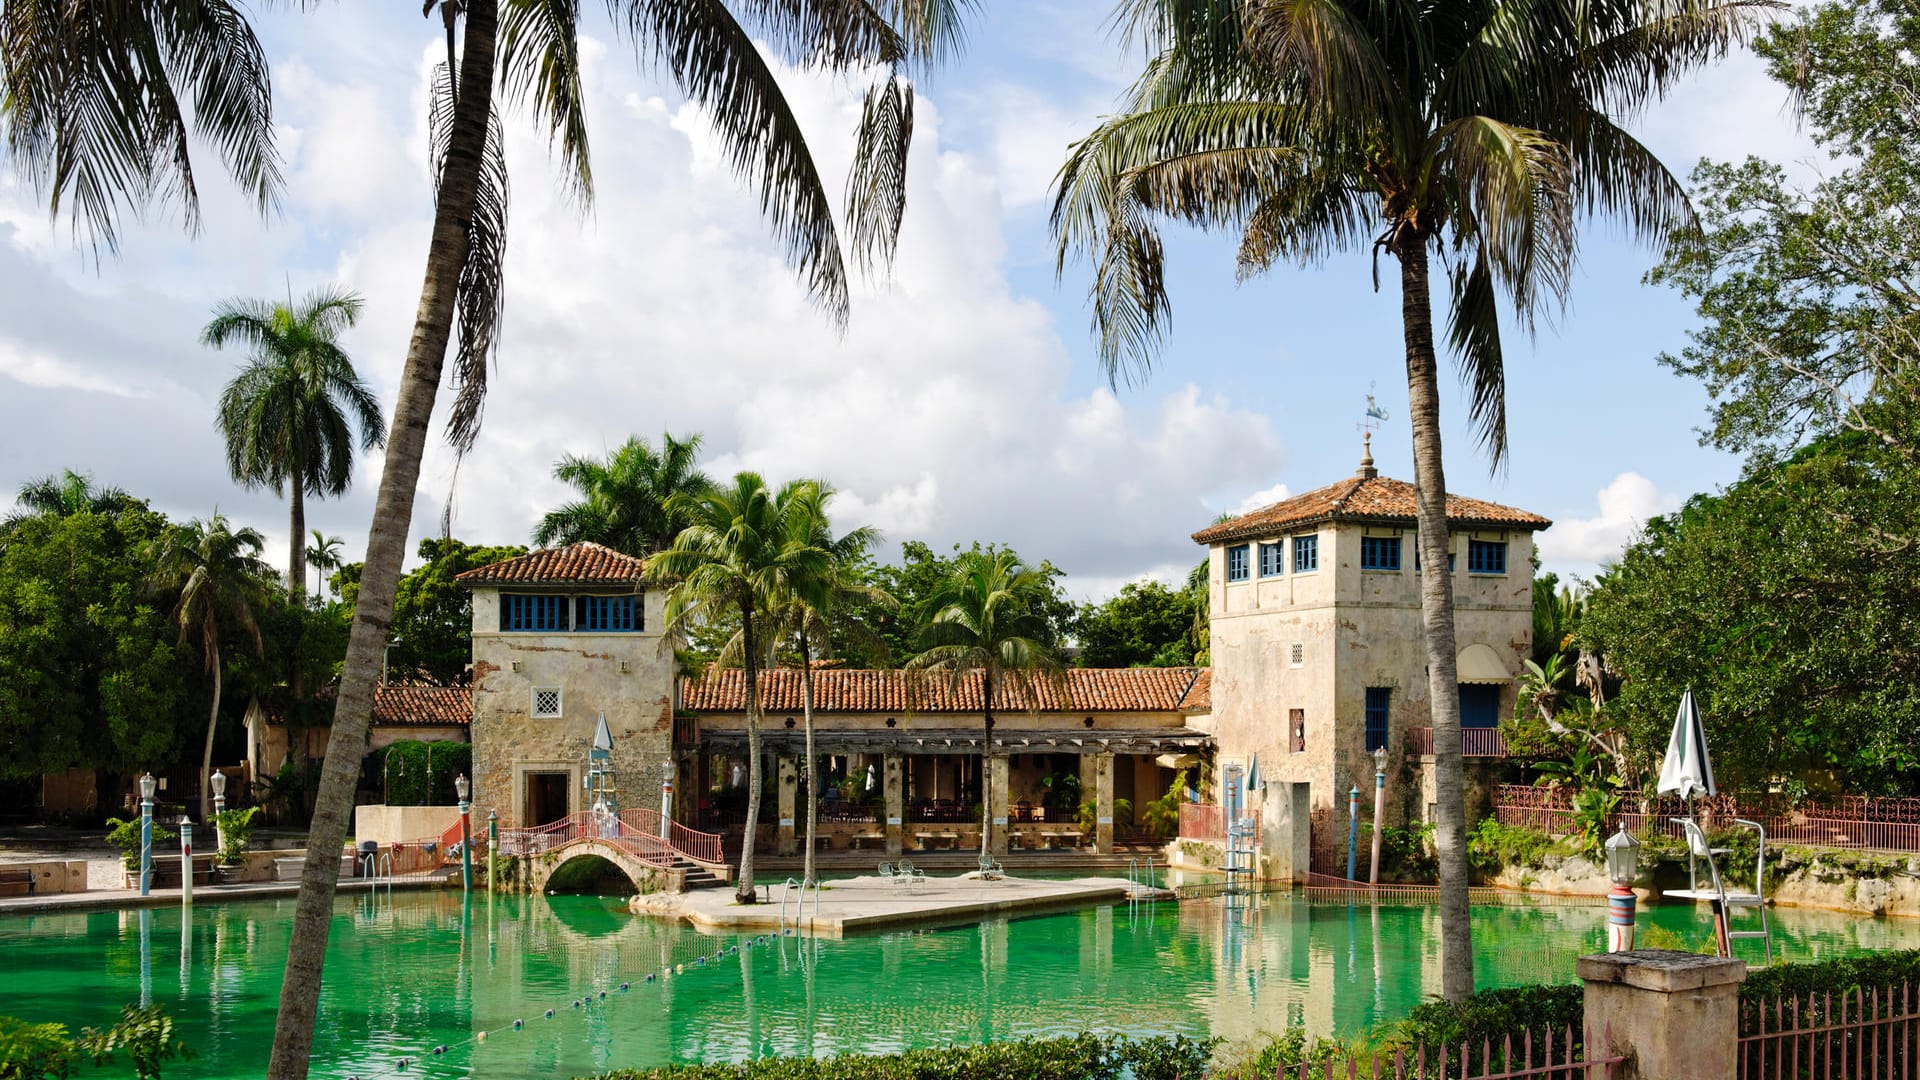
[
  {"xmin": 576, "ymin": 594, "xmax": 640, "ymax": 632},
  {"xmin": 1290, "ymin": 708, "xmax": 1306, "ymax": 753},
  {"xmin": 1360, "ymin": 536, "xmax": 1401, "ymax": 571},
  {"xmin": 1365, "ymin": 688, "xmax": 1391, "ymax": 751},
  {"xmin": 532, "ymin": 688, "xmax": 562, "ymax": 718},
  {"xmin": 1289, "ymin": 643, "xmax": 1305, "ymax": 667},
  {"xmin": 1292, "ymin": 534, "xmax": 1319, "ymax": 572},
  {"xmin": 1467, "ymin": 539, "xmax": 1508, "ymax": 574},
  {"xmin": 1258, "ymin": 542, "xmax": 1283, "ymax": 576},
  {"xmin": 502, "ymin": 594, "xmax": 568, "ymax": 632},
  {"xmin": 1226, "ymin": 544, "xmax": 1250, "ymax": 582}
]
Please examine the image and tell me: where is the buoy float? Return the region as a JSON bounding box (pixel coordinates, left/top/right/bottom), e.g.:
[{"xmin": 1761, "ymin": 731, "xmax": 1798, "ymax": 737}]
[
  {"xmin": 513, "ymin": 1019, "xmax": 524, "ymax": 1029},
  {"xmin": 544, "ymin": 1009, "xmax": 555, "ymax": 1019},
  {"xmin": 477, "ymin": 1031, "xmax": 487, "ymax": 1042},
  {"xmin": 645, "ymin": 973, "xmax": 656, "ymax": 982},
  {"xmin": 619, "ymin": 982, "xmax": 630, "ymax": 991},
  {"xmin": 432, "ymin": 1045, "xmax": 447, "ymax": 1055}
]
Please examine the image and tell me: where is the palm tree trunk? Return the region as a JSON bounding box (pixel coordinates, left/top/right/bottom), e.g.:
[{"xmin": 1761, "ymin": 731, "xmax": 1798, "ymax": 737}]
[
  {"xmin": 738, "ymin": 606, "xmax": 763, "ymax": 903},
  {"xmin": 800, "ymin": 630, "xmax": 817, "ymax": 885},
  {"xmin": 265, "ymin": 0, "xmax": 499, "ymax": 1073},
  {"xmin": 1399, "ymin": 238, "xmax": 1474, "ymax": 1003},
  {"xmin": 201, "ymin": 643, "xmax": 222, "ymax": 822},
  {"xmin": 288, "ymin": 472, "xmax": 305, "ymax": 602},
  {"xmin": 980, "ymin": 669, "xmax": 993, "ymax": 855}
]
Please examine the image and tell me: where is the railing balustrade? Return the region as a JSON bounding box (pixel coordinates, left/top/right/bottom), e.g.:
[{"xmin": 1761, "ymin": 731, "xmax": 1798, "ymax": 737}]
[
  {"xmin": 1740, "ymin": 983, "xmax": 1918, "ymax": 1079},
  {"xmin": 1407, "ymin": 726, "xmax": 1509, "ymax": 757},
  {"xmin": 1494, "ymin": 785, "xmax": 1920, "ymax": 854}
]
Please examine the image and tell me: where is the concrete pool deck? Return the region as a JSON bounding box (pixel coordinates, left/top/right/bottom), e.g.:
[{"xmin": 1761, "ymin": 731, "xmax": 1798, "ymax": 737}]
[
  {"xmin": 629, "ymin": 873, "xmax": 1144, "ymax": 935},
  {"xmin": 0, "ymin": 875, "xmax": 444, "ymax": 915}
]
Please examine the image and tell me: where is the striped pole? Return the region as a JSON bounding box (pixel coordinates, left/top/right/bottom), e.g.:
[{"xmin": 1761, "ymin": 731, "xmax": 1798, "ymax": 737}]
[
  {"xmin": 1608, "ymin": 882, "xmax": 1636, "ymax": 952},
  {"xmin": 1347, "ymin": 785, "xmax": 1360, "ymax": 882}
]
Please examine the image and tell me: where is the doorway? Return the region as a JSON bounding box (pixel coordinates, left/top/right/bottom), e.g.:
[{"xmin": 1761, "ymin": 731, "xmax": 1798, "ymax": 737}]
[
  {"xmin": 524, "ymin": 771, "xmax": 570, "ymax": 827},
  {"xmin": 1459, "ymin": 684, "xmax": 1501, "ymax": 728}
]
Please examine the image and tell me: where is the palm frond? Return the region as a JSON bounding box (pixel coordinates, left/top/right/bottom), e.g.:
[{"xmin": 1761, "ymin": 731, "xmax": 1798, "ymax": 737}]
[
  {"xmin": 429, "ymin": 61, "xmax": 511, "ymax": 456},
  {"xmin": 844, "ymin": 73, "xmax": 913, "ymax": 272},
  {"xmin": 500, "ymin": 0, "xmax": 593, "ymax": 202},
  {"xmin": 1444, "ymin": 250, "xmax": 1510, "ymax": 468}
]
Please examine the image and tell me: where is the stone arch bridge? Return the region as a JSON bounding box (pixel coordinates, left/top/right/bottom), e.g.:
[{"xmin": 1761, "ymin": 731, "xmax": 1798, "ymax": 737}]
[{"xmin": 500, "ymin": 810, "xmax": 730, "ymax": 894}]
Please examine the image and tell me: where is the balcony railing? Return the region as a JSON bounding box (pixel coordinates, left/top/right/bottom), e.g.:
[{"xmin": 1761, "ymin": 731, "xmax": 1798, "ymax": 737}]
[{"xmin": 1406, "ymin": 726, "xmax": 1508, "ymax": 758}]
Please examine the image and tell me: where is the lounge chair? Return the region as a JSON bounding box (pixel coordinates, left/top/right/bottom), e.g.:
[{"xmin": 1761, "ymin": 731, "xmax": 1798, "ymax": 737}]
[
  {"xmin": 896, "ymin": 859, "xmax": 927, "ymax": 885},
  {"xmin": 977, "ymin": 852, "xmax": 1005, "ymax": 880}
]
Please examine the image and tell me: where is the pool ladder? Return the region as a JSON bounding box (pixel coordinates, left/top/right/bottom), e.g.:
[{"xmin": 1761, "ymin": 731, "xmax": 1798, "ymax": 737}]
[
  {"xmin": 1125, "ymin": 856, "xmax": 1157, "ymax": 900},
  {"xmin": 357, "ymin": 850, "xmax": 394, "ymax": 902},
  {"xmin": 779, "ymin": 877, "xmax": 822, "ymax": 936}
]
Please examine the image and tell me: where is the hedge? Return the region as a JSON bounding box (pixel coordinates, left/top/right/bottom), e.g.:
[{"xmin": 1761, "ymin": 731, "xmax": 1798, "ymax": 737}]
[
  {"xmin": 375, "ymin": 740, "xmax": 472, "ymax": 806},
  {"xmin": 581, "ymin": 1034, "xmax": 1217, "ymax": 1080}
]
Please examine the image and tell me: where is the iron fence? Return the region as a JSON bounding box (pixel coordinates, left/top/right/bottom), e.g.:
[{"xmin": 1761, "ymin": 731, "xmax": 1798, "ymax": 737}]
[
  {"xmin": 1407, "ymin": 726, "xmax": 1509, "ymax": 757},
  {"xmin": 1494, "ymin": 787, "xmax": 1920, "ymax": 854},
  {"xmin": 1280, "ymin": 1026, "xmax": 1622, "ymax": 1080},
  {"xmin": 1740, "ymin": 984, "xmax": 1919, "ymax": 1079}
]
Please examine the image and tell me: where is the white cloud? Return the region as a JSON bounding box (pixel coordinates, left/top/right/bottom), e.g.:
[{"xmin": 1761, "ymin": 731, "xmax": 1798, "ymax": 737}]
[
  {"xmin": 1236, "ymin": 482, "xmax": 1290, "ymax": 515},
  {"xmin": 0, "ymin": 342, "xmax": 148, "ymax": 398},
  {"xmin": 1536, "ymin": 472, "xmax": 1681, "ymax": 573}
]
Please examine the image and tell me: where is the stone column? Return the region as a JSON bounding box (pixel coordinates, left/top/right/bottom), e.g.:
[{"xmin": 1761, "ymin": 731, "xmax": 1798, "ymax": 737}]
[
  {"xmin": 1092, "ymin": 752, "xmax": 1115, "ymax": 854},
  {"xmin": 985, "ymin": 754, "xmax": 1009, "ymax": 855},
  {"xmin": 884, "ymin": 753, "xmax": 904, "ymax": 857},
  {"xmin": 1261, "ymin": 781, "xmax": 1313, "ymax": 883},
  {"xmin": 1577, "ymin": 950, "xmax": 1746, "ymax": 1080},
  {"xmin": 777, "ymin": 755, "xmax": 797, "ymax": 856}
]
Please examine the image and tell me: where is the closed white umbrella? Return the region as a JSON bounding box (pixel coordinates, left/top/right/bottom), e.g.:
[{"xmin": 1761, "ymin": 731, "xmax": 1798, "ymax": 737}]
[
  {"xmin": 1244, "ymin": 753, "xmax": 1262, "ymax": 793},
  {"xmin": 1657, "ymin": 689, "xmax": 1716, "ymax": 808}
]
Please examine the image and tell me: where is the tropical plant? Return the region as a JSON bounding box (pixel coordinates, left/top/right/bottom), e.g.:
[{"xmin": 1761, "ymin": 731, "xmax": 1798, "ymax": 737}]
[
  {"xmin": 1141, "ymin": 769, "xmax": 1188, "ymax": 840},
  {"xmin": 1040, "ymin": 770, "xmax": 1081, "ymax": 813},
  {"xmin": 105, "ymin": 817, "xmax": 179, "ymax": 871},
  {"xmin": 273, "ymin": 1, "xmax": 972, "ymax": 1069},
  {"xmin": 652, "ymin": 473, "xmax": 830, "ymax": 901},
  {"xmin": 150, "ymin": 514, "xmax": 272, "ymax": 821},
  {"xmin": 205, "ymin": 287, "xmax": 384, "ymax": 602},
  {"xmin": 1078, "ymin": 796, "xmax": 1133, "ymax": 833},
  {"xmin": 0, "ymin": 470, "xmax": 141, "ymax": 538},
  {"xmin": 533, "ymin": 432, "xmax": 716, "ymax": 556},
  {"xmin": 305, "ymin": 532, "xmax": 345, "ymax": 602},
  {"xmin": 1051, "ymin": 0, "xmax": 1765, "ymax": 1000},
  {"xmin": 907, "ymin": 549, "xmax": 1064, "ymax": 852},
  {"xmin": 213, "ymin": 806, "xmax": 260, "ymax": 864},
  {"xmin": 765, "ymin": 481, "xmax": 892, "ymax": 885}
]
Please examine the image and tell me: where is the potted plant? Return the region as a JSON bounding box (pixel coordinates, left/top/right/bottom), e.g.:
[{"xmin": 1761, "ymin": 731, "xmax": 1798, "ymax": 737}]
[{"xmin": 212, "ymin": 806, "xmax": 260, "ymax": 881}]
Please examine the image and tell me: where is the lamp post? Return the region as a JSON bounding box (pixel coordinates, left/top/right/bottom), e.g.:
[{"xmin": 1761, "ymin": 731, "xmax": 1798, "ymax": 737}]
[
  {"xmin": 1606, "ymin": 827, "xmax": 1641, "ymax": 952},
  {"xmin": 487, "ymin": 809, "xmax": 498, "ymax": 892},
  {"xmin": 1346, "ymin": 784, "xmax": 1360, "ymax": 882},
  {"xmin": 660, "ymin": 760, "xmax": 675, "ymax": 839},
  {"xmin": 210, "ymin": 770, "xmax": 228, "ymax": 861},
  {"xmin": 179, "ymin": 816, "xmax": 193, "ymax": 907},
  {"xmin": 1368, "ymin": 746, "xmax": 1388, "ymax": 885},
  {"xmin": 138, "ymin": 773, "xmax": 157, "ymax": 896},
  {"xmin": 456, "ymin": 774, "xmax": 472, "ymax": 894}
]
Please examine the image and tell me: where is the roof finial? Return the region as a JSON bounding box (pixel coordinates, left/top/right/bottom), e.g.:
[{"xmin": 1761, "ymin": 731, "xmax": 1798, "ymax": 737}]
[{"xmin": 1358, "ymin": 431, "xmax": 1377, "ymax": 479}]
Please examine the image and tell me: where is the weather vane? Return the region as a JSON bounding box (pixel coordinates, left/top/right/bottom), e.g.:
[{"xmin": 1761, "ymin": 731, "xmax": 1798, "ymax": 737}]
[{"xmin": 1357, "ymin": 383, "xmax": 1389, "ymax": 437}]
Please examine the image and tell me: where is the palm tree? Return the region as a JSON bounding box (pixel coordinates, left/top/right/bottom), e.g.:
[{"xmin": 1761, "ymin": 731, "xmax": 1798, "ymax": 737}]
[
  {"xmin": 206, "ymin": 287, "xmax": 385, "ymax": 601},
  {"xmin": 651, "ymin": 473, "xmax": 830, "ymax": 902},
  {"xmin": 151, "ymin": 513, "xmax": 272, "ymax": 821},
  {"xmin": 768, "ymin": 481, "xmax": 893, "ymax": 884},
  {"xmin": 533, "ymin": 432, "xmax": 715, "ymax": 555},
  {"xmin": 907, "ymin": 549, "xmax": 1063, "ymax": 856},
  {"xmin": 273, "ymin": 6, "xmax": 972, "ymax": 1068},
  {"xmin": 2, "ymin": 470, "xmax": 141, "ymax": 538},
  {"xmin": 1051, "ymin": 0, "xmax": 1764, "ymax": 1001},
  {"xmin": 0, "ymin": 0, "xmax": 281, "ymax": 253},
  {"xmin": 306, "ymin": 531, "xmax": 345, "ymax": 601}
]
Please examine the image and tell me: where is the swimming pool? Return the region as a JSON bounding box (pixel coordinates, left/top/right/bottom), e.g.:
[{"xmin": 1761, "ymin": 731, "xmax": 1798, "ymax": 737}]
[{"xmin": 1, "ymin": 888, "xmax": 1913, "ymax": 1078}]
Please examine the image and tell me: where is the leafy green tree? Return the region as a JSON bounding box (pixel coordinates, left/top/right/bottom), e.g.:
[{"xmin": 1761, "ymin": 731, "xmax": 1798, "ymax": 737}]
[
  {"xmin": 1050, "ymin": 0, "xmax": 1758, "ymax": 1001},
  {"xmin": 653, "ymin": 473, "xmax": 829, "ymax": 901},
  {"xmin": 767, "ymin": 481, "xmax": 892, "ymax": 883},
  {"xmin": 1582, "ymin": 432, "xmax": 1920, "ymax": 795},
  {"xmin": 151, "ymin": 514, "xmax": 273, "ymax": 820},
  {"xmin": 386, "ymin": 539, "xmax": 527, "ymax": 684},
  {"xmin": 1073, "ymin": 580, "xmax": 1197, "ymax": 668},
  {"xmin": 0, "ymin": 509, "xmax": 186, "ymax": 781},
  {"xmin": 205, "ymin": 287, "xmax": 384, "ymax": 601},
  {"xmin": 1531, "ymin": 573, "xmax": 1584, "ymax": 667},
  {"xmin": 1, "ymin": 470, "xmax": 143, "ymax": 538},
  {"xmin": 834, "ymin": 541, "xmax": 1075, "ymax": 667},
  {"xmin": 907, "ymin": 549, "xmax": 1064, "ymax": 852},
  {"xmin": 1650, "ymin": 0, "xmax": 1920, "ymax": 465},
  {"xmin": 533, "ymin": 432, "xmax": 715, "ymax": 555},
  {"xmin": 277, "ymin": 4, "xmax": 972, "ymax": 1064}
]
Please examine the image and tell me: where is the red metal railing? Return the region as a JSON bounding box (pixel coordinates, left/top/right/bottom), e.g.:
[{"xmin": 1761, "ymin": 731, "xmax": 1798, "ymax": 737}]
[
  {"xmin": 1407, "ymin": 726, "xmax": 1509, "ymax": 757},
  {"xmin": 1494, "ymin": 786, "xmax": 1920, "ymax": 854},
  {"xmin": 496, "ymin": 810, "xmax": 683, "ymax": 868},
  {"xmin": 1740, "ymin": 983, "xmax": 1918, "ymax": 1079},
  {"xmin": 1281, "ymin": 1026, "xmax": 1621, "ymax": 1079},
  {"xmin": 1178, "ymin": 803, "xmax": 1262, "ymax": 845},
  {"xmin": 439, "ymin": 817, "xmax": 488, "ymax": 860},
  {"xmin": 616, "ymin": 807, "xmax": 725, "ymax": 866}
]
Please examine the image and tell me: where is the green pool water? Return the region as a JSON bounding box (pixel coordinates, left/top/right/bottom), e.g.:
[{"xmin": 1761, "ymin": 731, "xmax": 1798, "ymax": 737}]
[{"xmin": 2, "ymin": 889, "xmax": 1915, "ymax": 1079}]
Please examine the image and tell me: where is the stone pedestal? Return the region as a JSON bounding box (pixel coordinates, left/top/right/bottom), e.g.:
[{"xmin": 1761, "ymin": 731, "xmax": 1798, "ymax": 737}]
[
  {"xmin": 985, "ymin": 754, "xmax": 1009, "ymax": 854},
  {"xmin": 883, "ymin": 753, "xmax": 904, "ymax": 857},
  {"xmin": 1577, "ymin": 949, "xmax": 1746, "ymax": 1080},
  {"xmin": 1261, "ymin": 781, "xmax": 1312, "ymax": 883},
  {"xmin": 777, "ymin": 755, "xmax": 797, "ymax": 856}
]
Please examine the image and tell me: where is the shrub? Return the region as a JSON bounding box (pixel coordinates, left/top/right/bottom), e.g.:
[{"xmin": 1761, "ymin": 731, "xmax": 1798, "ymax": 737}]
[
  {"xmin": 1380, "ymin": 984, "xmax": 1585, "ymax": 1077},
  {"xmin": 1466, "ymin": 819, "xmax": 1558, "ymax": 879},
  {"xmin": 104, "ymin": 818, "xmax": 179, "ymax": 871},
  {"xmin": 0, "ymin": 1016, "xmax": 73, "ymax": 1080},
  {"xmin": 0, "ymin": 1005, "xmax": 190, "ymax": 1080},
  {"xmin": 375, "ymin": 740, "xmax": 472, "ymax": 806},
  {"xmin": 1140, "ymin": 770, "xmax": 1187, "ymax": 839},
  {"xmin": 1381, "ymin": 822, "xmax": 1438, "ymax": 882},
  {"xmin": 1740, "ymin": 948, "xmax": 1920, "ymax": 1010},
  {"xmin": 583, "ymin": 1034, "xmax": 1216, "ymax": 1080},
  {"xmin": 212, "ymin": 807, "xmax": 259, "ymax": 864}
]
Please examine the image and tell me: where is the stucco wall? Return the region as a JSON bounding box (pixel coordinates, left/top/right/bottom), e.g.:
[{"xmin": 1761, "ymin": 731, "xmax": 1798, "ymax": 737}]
[
  {"xmin": 353, "ymin": 804, "xmax": 463, "ymax": 846},
  {"xmin": 469, "ymin": 585, "xmax": 674, "ymax": 828}
]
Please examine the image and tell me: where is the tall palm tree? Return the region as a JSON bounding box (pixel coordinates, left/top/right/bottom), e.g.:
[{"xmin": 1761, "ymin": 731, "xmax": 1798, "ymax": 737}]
[
  {"xmin": 651, "ymin": 473, "xmax": 830, "ymax": 902},
  {"xmin": 0, "ymin": 0, "xmax": 281, "ymax": 253},
  {"xmin": 151, "ymin": 513, "xmax": 272, "ymax": 821},
  {"xmin": 206, "ymin": 287, "xmax": 385, "ymax": 601},
  {"xmin": 768, "ymin": 481, "xmax": 893, "ymax": 884},
  {"xmin": 1052, "ymin": 0, "xmax": 1766, "ymax": 1000},
  {"xmin": 306, "ymin": 531, "xmax": 345, "ymax": 601},
  {"xmin": 2, "ymin": 470, "xmax": 141, "ymax": 538},
  {"xmin": 273, "ymin": 6, "xmax": 972, "ymax": 1069},
  {"xmin": 907, "ymin": 550, "xmax": 1062, "ymax": 856},
  {"xmin": 533, "ymin": 432, "xmax": 715, "ymax": 555}
]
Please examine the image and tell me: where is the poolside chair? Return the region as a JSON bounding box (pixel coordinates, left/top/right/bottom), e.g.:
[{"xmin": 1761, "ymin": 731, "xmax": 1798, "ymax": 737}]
[
  {"xmin": 977, "ymin": 852, "xmax": 1005, "ymax": 881},
  {"xmin": 1667, "ymin": 817, "xmax": 1772, "ymax": 964},
  {"xmin": 896, "ymin": 859, "xmax": 927, "ymax": 885}
]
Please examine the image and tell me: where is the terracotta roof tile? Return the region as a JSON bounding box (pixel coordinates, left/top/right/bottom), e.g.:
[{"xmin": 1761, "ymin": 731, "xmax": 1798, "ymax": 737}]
[
  {"xmin": 455, "ymin": 542, "xmax": 646, "ymax": 587},
  {"xmin": 263, "ymin": 685, "xmax": 472, "ymax": 727},
  {"xmin": 1193, "ymin": 473, "xmax": 1549, "ymax": 545},
  {"xmin": 680, "ymin": 667, "xmax": 1211, "ymax": 714},
  {"xmin": 1179, "ymin": 669, "xmax": 1210, "ymax": 712}
]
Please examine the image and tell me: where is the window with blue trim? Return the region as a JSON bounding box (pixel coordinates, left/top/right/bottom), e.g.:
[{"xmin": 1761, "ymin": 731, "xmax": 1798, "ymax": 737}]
[
  {"xmin": 1360, "ymin": 535, "xmax": 1402, "ymax": 571},
  {"xmin": 1365, "ymin": 687, "xmax": 1391, "ymax": 752},
  {"xmin": 1467, "ymin": 539, "xmax": 1508, "ymax": 575},
  {"xmin": 1414, "ymin": 548, "xmax": 1456, "ymax": 573},
  {"xmin": 1226, "ymin": 544, "xmax": 1250, "ymax": 582},
  {"xmin": 576, "ymin": 594, "xmax": 640, "ymax": 632},
  {"xmin": 1258, "ymin": 542, "xmax": 1283, "ymax": 577},
  {"xmin": 501, "ymin": 593, "xmax": 569, "ymax": 632},
  {"xmin": 1292, "ymin": 534, "xmax": 1319, "ymax": 573}
]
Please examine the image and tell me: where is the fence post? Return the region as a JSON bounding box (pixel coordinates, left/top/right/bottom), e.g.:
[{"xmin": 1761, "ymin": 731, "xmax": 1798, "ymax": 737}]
[{"xmin": 1577, "ymin": 949, "xmax": 1746, "ymax": 1080}]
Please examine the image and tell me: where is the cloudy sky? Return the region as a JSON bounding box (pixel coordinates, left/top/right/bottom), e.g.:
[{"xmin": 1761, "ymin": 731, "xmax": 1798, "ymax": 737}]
[{"xmin": 0, "ymin": 3, "xmax": 1816, "ymax": 602}]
